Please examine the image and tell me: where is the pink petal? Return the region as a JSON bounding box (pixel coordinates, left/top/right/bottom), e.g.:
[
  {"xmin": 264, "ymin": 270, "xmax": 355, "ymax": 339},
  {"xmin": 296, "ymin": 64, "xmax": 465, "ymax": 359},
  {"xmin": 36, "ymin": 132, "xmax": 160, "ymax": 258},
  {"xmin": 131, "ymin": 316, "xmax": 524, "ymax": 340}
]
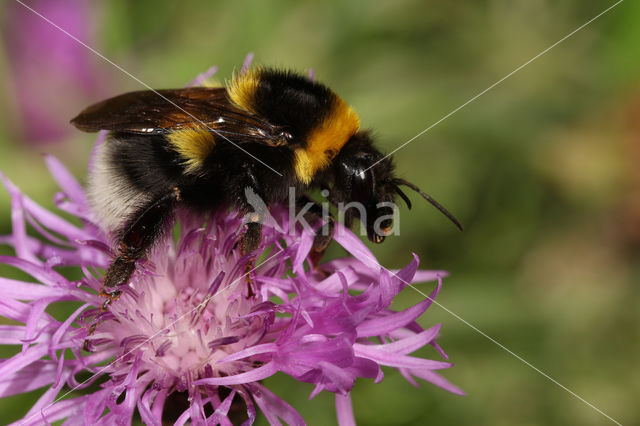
[
  {"xmin": 0, "ymin": 172, "xmax": 38, "ymax": 263},
  {"xmin": 24, "ymin": 369, "xmax": 71, "ymax": 420},
  {"xmin": 218, "ymin": 343, "xmax": 278, "ymax": 363},
  {"xmin": 374, "ymin": 324, "xmax": 442, "ymax": 355},
  {"xmin": 0, "ymin": 343, "xmax": 49, "ymax": 379},
  {"xmin": 0, "ymin": 255, "xmax": 67, "ymax": 287},
  {"xmin": 241, "ymin": 53, "xmax": 254, "ymax": 73},
  {"xmin": 0, "ymin": 360, "xmax": 58, "ymax": 397},
  {"xmin": 44, "ymin": 155, "xmax": 88, "ymax": 210},
  {"xmin": 318, "ymin": 361, "xmax": 355, "ymax": 393},
  {"xmin": 0, "ymin": 325, "xmax": 45, "ymax": 345},
  {"xmin": 293, "ymin": 232, "xmax": 314, "ymax": 274},
  {"xmin": 335, "ymin": 393, "xmax": 356, "ymax": 426},
  {"xmin": 354, "ymin": 344, "xmax": 452, "ymax": 370},
  {"xmin": 50, "ymin": 303, "xmax": 89, "ymax": 358},
  {"xmin": 0, "ymin": 277, "xmax": 67, "ymax": 299},
  {"xmin": 17, "ymin": 187, "xmax": 87, "ymax": 243},
  {"xmin": 0, "ymin": 298, "xmax": 34, "ymax": 322},
  {"xmin": 151, "ymin": 387, "xmax": 168, "ymax": 421},
  {"xmin": 209, "ymin": 388, "xmax": 237, "ymax": 424},
  {"xmin": 407, "ymin": 368, "xmax": 466, "ymax": 396},
  {"xmin": 391, "ymin": 253, "xmax": 420, "ymax": 290},
  {"xmin": 314, "ymin": 266, "xmax": 360, "ymax": 293},
  {"xmin": 332, "ymin": 223, "xmax": 380, "ymax": 271},
  {"xmin": 251, "ymin": 383, "xmax": 305, "ymax": 426},
  {"xmin": 194, "ymin": 362, "xmax": 278, "ymax": 386},
  {"xmin": 356, "ymin": 278, "xmax": 441, "ymax": 337},
  {"xmin": 236, "ymin": 386, "xmax": 257, "ymax": 426},
  {"xmin": 187, "ymin": 65, "xmax": 219, "ymax": 87},
  {"xmin": 410, "ymin": 270, "xmax": 449, "ymax": 282},
  {"xmin": 174, "ymin": 408, "xmax": 191, "ymax": 426},
  {"xmin": 15, "ymin": 395, "xmax": 90, "ymax": 426},
  {"xmin": 23, "ymin": 298, "xmax": 50, "ymax": 352}
]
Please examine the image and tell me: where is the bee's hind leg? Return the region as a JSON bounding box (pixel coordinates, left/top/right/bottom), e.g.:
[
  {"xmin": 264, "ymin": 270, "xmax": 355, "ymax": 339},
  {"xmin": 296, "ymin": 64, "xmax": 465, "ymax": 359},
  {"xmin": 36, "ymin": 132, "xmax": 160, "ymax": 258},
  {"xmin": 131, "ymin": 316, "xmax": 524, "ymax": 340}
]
[
  {"xmin": 240, "ymin": 221, "xmax": 263, "ymax": 255},
  {"xmin": 84, "ymin": 187, "xmax": 180, "ymax": 351}
]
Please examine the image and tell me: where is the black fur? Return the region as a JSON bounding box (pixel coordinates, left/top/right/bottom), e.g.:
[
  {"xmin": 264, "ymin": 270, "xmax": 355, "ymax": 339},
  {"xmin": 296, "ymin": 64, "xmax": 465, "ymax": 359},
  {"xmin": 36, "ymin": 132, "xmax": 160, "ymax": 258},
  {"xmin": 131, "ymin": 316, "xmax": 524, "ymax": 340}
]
[
  {"xmin": 109, "ymin": 133, "xmax": 183, "ymax": 197},
  {"xmin": 250, "ymin": 69, "xmax": 336, "ymax": 143}
]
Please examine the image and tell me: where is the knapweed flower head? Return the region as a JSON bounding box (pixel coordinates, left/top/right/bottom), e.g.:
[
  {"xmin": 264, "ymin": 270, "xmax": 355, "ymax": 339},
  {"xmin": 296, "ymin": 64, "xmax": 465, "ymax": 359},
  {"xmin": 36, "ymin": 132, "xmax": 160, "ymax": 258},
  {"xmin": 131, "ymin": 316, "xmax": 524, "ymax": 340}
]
[{"xmin": 0, "ymin": 162, "xmax": 462, "ymax": 424}]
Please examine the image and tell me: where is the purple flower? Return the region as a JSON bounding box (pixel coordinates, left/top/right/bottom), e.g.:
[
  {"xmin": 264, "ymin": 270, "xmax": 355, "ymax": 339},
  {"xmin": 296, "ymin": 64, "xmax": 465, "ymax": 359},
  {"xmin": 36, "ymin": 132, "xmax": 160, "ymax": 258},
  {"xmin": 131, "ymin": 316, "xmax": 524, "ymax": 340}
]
[{"xmin": 0, "ymin": 156, "xmax": 461, "ymax": 424}]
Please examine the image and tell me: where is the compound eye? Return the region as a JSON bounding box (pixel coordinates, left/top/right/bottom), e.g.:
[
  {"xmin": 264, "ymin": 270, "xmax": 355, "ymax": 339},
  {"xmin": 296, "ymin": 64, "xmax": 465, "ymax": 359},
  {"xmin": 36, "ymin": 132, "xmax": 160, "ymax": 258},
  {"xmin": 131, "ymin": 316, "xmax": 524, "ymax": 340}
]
[
  {"xmin": 279, "ymin": 131, "xmax": 293, "ymax": 141},
  {"xmin": 352, "ymin": 161, "xmax": 374, "ymax": 202}
]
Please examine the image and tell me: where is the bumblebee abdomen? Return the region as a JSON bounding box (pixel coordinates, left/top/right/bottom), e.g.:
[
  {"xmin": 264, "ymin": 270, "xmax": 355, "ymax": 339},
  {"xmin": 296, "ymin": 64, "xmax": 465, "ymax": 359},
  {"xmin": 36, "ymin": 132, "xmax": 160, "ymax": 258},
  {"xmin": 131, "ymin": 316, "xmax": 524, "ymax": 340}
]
[{"xmin": 88, "ymin": 133, "xmax": 184, "ymax": 232}]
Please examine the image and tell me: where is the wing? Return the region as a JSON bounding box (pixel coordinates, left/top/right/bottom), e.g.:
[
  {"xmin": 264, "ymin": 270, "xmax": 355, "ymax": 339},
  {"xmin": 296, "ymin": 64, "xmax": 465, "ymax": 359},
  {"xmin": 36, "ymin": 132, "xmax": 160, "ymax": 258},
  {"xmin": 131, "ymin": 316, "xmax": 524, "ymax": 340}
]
[{"xmin": 70, "ymin": 87, "xmax": 289, "ymax": 146}]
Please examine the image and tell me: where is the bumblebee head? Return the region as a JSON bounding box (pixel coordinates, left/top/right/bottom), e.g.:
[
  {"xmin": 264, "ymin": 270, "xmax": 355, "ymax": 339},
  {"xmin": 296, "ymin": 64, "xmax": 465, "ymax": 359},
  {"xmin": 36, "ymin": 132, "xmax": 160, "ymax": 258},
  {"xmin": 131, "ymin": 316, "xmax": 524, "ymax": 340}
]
[
  {"xmin": 331, "ymin": 132, "xmax": 463, "ymax": 243},
  {"xmin": 329, "ymin": 132, "xmax": 396, "ymax": 243}
]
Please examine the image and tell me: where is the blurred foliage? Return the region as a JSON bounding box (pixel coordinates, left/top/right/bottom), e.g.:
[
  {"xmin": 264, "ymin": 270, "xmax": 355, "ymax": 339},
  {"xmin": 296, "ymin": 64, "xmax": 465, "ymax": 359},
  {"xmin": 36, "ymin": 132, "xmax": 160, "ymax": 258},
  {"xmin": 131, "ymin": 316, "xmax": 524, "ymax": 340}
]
[{"xmin": 1, "ymin": 0, "xmax": 638, "ymax": 425}]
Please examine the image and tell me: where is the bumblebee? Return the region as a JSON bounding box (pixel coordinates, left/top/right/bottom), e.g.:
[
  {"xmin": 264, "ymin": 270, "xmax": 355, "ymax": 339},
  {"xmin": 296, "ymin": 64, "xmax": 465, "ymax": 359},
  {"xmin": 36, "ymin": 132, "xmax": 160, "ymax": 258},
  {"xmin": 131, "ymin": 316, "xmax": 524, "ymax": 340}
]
[{"xmin": 72, "ymin": 67, "xmax": 462, "ymax": 314}]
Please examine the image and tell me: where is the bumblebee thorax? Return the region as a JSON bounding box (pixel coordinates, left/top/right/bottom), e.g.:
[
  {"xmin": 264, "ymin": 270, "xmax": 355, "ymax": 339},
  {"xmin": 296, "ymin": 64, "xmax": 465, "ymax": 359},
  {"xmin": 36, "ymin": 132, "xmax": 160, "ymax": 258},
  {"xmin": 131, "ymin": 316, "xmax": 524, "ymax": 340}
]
[{"xmin": 228, "ymin": 67, "xmax": 360, "ymax": 184}]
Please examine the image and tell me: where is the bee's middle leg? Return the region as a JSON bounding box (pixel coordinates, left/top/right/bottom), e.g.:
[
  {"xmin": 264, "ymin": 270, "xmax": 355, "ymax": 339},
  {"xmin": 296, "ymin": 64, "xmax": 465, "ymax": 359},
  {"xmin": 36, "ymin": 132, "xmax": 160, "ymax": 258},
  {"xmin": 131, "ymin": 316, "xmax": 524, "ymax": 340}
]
[
  {"xmin": 237, "ymin": 170, "xmax": 269, "ymax": 298},
  {"xmin": 84, "ymin": 188, "xmax": 180, "ymax": 351}
]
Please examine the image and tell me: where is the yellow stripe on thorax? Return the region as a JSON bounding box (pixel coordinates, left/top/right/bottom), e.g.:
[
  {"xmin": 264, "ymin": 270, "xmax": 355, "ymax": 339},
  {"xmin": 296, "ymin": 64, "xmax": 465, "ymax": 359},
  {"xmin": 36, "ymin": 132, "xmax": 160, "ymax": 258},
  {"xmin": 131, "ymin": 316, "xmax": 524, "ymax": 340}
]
[
  {"xmin": 294, "ymin": 98, "xmax": 360, "ymax": 184},
  {"xmin": 227, "ymin": 68, "xmax": 261, "ymax": 113},
  {"xmin": 166, "ymin": 127, "xmax": 215, "ymax": 174}
]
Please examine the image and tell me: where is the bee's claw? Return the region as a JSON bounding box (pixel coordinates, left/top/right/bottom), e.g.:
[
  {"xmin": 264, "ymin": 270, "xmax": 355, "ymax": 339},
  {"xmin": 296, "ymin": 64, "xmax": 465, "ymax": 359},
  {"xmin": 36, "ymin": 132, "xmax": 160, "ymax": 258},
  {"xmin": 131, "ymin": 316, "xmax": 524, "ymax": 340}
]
[
  {"xmin": 245, "ymin": 256, "xmax": 256, "ymax": 299},
  {"xmin": 99, "ymin": 288, "xmax": 122, "ymax": 300},
  {"xmin": 83, "ymin": 287, "xmax": 122, "ymax": 352}
]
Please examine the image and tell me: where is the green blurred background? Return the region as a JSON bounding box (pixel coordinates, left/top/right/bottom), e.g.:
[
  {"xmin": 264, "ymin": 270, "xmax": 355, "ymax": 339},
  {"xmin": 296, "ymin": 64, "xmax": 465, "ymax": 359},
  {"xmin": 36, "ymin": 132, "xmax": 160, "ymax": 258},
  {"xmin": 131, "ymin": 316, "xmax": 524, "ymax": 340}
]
[{"xmin": 1, "ymin": 0, "xmax": 638, "ymax": 424}]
